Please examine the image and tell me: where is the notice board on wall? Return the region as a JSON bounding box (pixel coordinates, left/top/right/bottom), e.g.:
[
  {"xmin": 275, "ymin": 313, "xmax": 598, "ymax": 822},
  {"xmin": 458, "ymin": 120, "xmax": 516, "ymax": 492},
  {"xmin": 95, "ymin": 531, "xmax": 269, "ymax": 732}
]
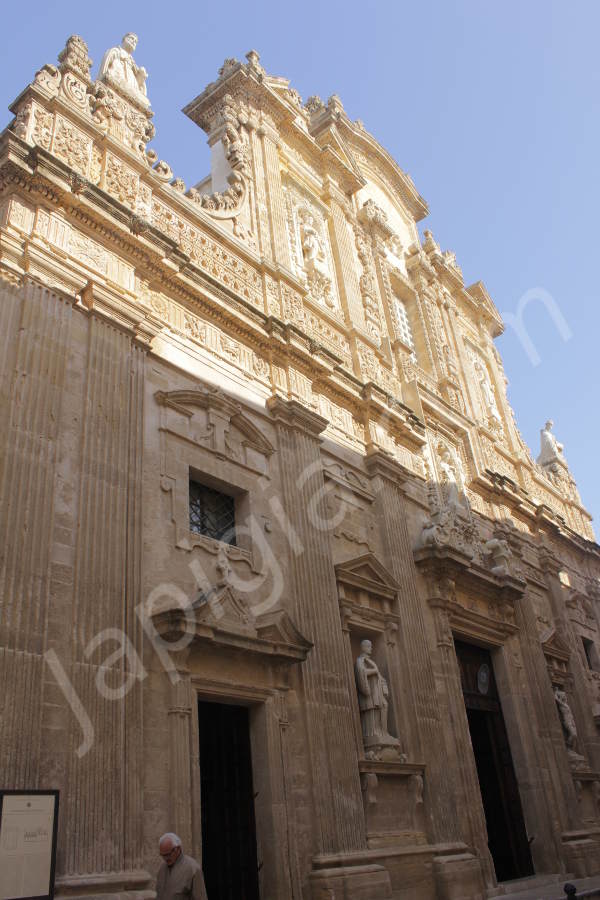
[{"xmin": 0, "ymin": 791, "xmax": 59, "ymax": 900}]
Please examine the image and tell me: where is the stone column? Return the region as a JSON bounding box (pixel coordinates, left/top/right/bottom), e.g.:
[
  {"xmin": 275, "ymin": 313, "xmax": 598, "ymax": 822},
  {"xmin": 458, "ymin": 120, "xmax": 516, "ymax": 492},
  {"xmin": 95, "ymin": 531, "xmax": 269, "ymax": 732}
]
[
  {"xmin": 249, "ymin": 127, "xmax": 273, "ymax": 261},
  {"xmin": 168, "ymin": 661, "xmax": 195, "ymax": 852},
  {"xmin": 324, "ymin": 182, "xmax": 365, "ymax": 330},
  {"xmin": 366, "ymin": 451, "xmax": 492, "ymax": 886},
  {"xmin": 267, "ymin": 396, "xmax": 366, "ymax": 856}
]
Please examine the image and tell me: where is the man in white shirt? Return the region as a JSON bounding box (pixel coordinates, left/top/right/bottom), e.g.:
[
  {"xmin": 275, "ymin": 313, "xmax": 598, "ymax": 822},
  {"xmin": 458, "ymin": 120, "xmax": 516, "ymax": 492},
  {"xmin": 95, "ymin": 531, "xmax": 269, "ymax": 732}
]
[{"xmin": 156, "ymin": 832, "xmax": 208, "ymax": 900}]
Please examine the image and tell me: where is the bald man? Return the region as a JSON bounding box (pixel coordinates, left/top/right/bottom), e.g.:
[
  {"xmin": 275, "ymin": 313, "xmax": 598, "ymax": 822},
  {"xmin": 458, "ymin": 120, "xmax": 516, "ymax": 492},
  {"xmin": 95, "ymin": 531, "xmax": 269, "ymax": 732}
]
[{"xmin": 156, "ymin": 833, "xmax": 208, "ymax": 900}]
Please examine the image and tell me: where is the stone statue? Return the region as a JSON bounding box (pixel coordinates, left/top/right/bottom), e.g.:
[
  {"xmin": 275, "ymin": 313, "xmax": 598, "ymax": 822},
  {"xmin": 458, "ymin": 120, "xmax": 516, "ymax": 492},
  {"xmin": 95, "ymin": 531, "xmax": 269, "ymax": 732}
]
[
  {"xmin": 438, "ymin": 444, "xmax": 468, "ymax": 511},
  {"xmin": 474, "ymin": 358, "xmax": 501, "ymax": 424},
  {"xmin": 537, "ymin": 420, "xmax": 564, "ymax": 466},
  {"xmin": 554, "ymin": 686, "xmax": 579, "ymax": 753},
  {"xmin": 354, "ymin": 639, "xmax": 402, "ymax": 760},
  {"xmin": 300, "ymin": 215, "xmax": 323, "ymax": 269},
  {"xmin": 99, "ymin": 33, "xmax": 149, "ymax": 108},
  {"xmin": 483, "ymin": 537, "xmax": 511, "ymax": 577}
]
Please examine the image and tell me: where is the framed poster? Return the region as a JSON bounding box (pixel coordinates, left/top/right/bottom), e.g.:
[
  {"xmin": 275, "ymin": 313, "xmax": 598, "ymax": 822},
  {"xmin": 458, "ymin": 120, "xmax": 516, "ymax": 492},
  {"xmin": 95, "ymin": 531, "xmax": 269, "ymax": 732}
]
[{"xmin": 0, "ymin": 790, "xmax": 59, "ymax": 900}]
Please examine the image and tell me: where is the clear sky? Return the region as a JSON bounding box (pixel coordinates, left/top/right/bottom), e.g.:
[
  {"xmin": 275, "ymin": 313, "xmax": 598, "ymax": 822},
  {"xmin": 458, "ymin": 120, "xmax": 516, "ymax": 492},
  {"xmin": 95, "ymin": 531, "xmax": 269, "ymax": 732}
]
[{"xmin": 3, "ymin": 1, "xmax": 598, "ymax": 530}]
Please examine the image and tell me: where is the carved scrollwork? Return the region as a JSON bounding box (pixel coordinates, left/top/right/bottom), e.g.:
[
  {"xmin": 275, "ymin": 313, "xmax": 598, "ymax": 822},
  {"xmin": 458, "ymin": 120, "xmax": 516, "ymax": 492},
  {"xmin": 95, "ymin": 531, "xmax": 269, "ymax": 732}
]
[{"xmin": 184, "ymin": 94, "xmax": 250, "ymax": 221}]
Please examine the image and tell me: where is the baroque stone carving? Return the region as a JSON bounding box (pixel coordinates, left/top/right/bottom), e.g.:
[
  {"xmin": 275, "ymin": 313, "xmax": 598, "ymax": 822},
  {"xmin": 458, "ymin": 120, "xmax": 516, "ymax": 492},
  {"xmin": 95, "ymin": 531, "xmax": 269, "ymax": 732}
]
[
  {"xmin": 284, "ymin": 187, "xmax": 337, "ymax": 310},
  {"xmin": 354, "ymin": 223, "xmax": 382, "ymax": 345},
  {"xmin": 58, "ymin": 35, "xmax": 92, "ymax": 82},
  {"xmin": 98, "ymin": 33, "xmax": 149, "ymax": 109},
  {"xmin": 483, "ymin": 537, "xmax": 511, "ymax": 577},
  {"xmin": 186, "ymin": 94, "xmax": 250, "ymax": 220}
]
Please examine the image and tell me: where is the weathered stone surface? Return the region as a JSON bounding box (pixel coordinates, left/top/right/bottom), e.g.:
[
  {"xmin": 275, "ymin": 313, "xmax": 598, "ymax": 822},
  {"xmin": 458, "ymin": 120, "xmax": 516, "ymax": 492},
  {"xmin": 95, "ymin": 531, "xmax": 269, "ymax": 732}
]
[{"xmin": 1, "ymin": 33, "xmax": 600, "ymax": 900}]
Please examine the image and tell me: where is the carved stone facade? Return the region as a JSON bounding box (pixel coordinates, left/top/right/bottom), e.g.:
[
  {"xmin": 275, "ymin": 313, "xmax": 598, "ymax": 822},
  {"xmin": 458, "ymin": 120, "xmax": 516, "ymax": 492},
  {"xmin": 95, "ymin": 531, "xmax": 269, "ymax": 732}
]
[{"xmin": 1, "ymin": 34, "xmax": 600, "ymax": 900}]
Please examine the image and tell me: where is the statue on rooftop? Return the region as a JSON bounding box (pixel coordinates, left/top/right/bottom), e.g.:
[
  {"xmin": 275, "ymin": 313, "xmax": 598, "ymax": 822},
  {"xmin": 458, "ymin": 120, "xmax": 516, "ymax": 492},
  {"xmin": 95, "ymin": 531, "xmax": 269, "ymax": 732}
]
[
  {"xmin": 537, "ymin": 419, "xmax": 564, "ymax": 467},
  {"xmin": 98, "ymin": 33, "xmax": 149, "ymax": 108}
]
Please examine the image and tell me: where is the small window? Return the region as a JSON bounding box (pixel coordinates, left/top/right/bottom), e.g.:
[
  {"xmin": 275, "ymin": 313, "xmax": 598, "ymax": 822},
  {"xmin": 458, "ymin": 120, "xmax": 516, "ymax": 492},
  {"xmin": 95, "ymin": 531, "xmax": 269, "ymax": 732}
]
[
  {"xmin": 582, "ymin": 637, "xmax": 599, "ymax": 672},
  {"xmin": 189, "ymin": 479, "xmax": 236, "ymax": 545}
]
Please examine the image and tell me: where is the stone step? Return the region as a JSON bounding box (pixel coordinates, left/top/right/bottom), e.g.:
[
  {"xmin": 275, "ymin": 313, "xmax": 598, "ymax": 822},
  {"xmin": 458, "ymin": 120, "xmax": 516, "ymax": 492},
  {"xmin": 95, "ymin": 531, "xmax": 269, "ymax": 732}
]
[{"xmin": 496, "ymin": 874, "xmax": 600, "ymax": 900}]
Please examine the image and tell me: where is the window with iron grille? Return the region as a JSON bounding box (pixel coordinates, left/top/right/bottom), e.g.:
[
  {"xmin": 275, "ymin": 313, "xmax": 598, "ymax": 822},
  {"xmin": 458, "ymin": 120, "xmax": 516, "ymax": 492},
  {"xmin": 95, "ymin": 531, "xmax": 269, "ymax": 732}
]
[
  {"xmin": 189, "ymin": 479, "xmax": 236, "ymax": 545},
  {"xmin": 393, "ymin": 297, "xmax": 414, "ymax": 351}
]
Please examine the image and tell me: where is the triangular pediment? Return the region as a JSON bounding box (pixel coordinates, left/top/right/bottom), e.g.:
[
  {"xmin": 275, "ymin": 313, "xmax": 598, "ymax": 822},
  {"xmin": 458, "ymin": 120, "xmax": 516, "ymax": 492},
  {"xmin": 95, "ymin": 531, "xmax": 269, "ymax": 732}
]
[
  {"xmin": 335, "ymin": 553, "xmax": 398, "ymax": 598},
  {"xmin": 540, "ymin": 627, "xmax": 571, "ymax": 663}
]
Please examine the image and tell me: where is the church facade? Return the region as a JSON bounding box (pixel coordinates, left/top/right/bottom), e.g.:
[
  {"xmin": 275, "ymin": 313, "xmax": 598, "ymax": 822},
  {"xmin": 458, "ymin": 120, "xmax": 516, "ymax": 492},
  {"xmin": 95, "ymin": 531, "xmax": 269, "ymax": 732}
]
[{"xmin": 1, "ymin": 32, "xmax": 600, "ymax": 900}]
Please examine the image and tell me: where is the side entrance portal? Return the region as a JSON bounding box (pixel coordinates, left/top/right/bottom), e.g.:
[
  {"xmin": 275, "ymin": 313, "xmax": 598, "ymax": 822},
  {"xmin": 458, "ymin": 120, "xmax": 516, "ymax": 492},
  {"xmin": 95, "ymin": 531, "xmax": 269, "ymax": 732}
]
[
  {"xmin": 198, "ymin": 700, "xmax": 261, "ymax": 900},
  {"xmin": 454, "ymin": 640, "xmax": 534, "ymax": 883}
]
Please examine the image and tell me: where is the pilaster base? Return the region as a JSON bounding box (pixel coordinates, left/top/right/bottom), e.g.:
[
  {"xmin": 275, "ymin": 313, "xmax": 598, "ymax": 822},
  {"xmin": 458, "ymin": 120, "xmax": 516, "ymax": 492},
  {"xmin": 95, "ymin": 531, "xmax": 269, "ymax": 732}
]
[
  {"xmin": 55, "ymin": 869, "xmax": 153, "ymax": 900},
  {"xmin": 433, "ymin": 850, "xmax": 486, "ymax": 900},
  {"xmin": 310, "ymin": 856, "xmax": 392, "ymax": 899},
  {"xmin": 562, "ymin": 831, "xmax": 600, "ymax": 877}
]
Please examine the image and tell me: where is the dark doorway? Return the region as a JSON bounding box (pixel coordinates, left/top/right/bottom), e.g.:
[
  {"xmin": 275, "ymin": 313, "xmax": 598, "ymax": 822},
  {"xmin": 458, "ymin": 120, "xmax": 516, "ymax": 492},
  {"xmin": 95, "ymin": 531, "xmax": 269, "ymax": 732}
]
[
  {"xmin": 198, "ymin": 700, "xmax": 260, "ymax": 900},
  {"xmin": 454, "ymin": 640, "xmax": 534, "ymax": 883}
]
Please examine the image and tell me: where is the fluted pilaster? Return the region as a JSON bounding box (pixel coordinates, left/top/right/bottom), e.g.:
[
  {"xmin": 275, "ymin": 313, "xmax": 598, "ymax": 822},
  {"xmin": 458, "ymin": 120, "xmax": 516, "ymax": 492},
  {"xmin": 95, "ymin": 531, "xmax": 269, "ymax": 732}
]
[
  {"xmin": 267, "ymin": 397, "xmax": 365, "ymax": 855},
  {"xmin": 260, "ymin": 128, "xmax": 293, "ymax": 271}
]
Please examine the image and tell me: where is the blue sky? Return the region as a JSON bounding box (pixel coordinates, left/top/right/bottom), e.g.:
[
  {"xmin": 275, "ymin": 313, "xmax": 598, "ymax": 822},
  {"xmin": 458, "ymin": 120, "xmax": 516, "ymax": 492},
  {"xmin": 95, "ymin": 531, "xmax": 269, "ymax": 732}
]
[{"xmin": 3, "ymin": 1, "xmax": 598, "ymax": 529}]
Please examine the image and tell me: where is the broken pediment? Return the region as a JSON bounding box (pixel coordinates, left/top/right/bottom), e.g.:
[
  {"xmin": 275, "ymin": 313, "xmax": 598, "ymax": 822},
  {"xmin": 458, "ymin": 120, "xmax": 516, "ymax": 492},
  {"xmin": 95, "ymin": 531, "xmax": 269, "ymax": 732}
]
[
  {"xmin": 155, "ymin": 386, "xmax": 274, "ymax": 474},
  {"xmin": 152, "ymin": 586, "xmax": 312, "ymax": 665}
]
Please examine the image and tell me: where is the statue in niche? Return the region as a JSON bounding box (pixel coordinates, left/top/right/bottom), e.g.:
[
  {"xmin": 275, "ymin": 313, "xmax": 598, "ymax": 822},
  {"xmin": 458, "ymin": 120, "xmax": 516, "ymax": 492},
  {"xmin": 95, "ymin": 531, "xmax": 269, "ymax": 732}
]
[
  {"xmin": 300, "ymin": 214, "xmax": 324, "ymax": 270},
  {"xmin": 438, "ymin": 443, "xmax": 468, "ymax": 512},
  {"xmin": 554, "ymin": 686, "xmax": 583, "ymax": 763},
  {"xmin": 355, "ymin": 639, "xmax": 403, "ymax": 759},
  {"xmin": 474, "ymin": 357, "xmax": 502, "ymax": 425},
  {"xmin": 537, "ymin": 419, "xmax": 564, "ymax": 467},
  {"xmin": 99, "ymin": 33, "xmax": 149, "ymax": 108}
]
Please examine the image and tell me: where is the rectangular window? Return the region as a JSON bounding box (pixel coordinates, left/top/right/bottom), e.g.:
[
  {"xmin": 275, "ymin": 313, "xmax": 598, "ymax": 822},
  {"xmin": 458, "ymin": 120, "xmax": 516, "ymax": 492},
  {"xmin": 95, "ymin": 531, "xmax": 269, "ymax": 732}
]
[
  {"xmin": 582, "ymin": 637, "xmax": 598, "ymax": 672},
  {"xmin": 189, "ymin": 479, "xmax": 236, "ymax": 545},
  {"xmin": 393, "ymin": 297, "xmax": 414, "ymax": 351}
]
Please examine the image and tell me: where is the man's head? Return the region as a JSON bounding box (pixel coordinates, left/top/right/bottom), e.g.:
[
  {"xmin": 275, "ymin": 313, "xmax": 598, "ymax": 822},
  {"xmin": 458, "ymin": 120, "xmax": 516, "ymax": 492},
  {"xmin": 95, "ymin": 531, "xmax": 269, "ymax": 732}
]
[
  {"xmin": 159, "ymin": 832, "xmax": 182, "ymax": 868},
  {"xmin": 122, "ymin": 33, "xmax": 138, "ymax": 53},
  {"xmin": 360, "ymin": 639, "xmax": 372, "ymax": 657}
]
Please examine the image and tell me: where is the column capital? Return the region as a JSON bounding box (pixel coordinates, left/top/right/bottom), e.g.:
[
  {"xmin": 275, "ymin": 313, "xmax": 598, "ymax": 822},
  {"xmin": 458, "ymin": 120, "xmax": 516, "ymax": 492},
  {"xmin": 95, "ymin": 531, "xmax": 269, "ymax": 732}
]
[
  {"xmin": 266, "ymin": 395, "xmax": 328, "ymax": 437},
  {"xmin": 365, "ymin": 448, "xmax": 409, "ymax": 487}
]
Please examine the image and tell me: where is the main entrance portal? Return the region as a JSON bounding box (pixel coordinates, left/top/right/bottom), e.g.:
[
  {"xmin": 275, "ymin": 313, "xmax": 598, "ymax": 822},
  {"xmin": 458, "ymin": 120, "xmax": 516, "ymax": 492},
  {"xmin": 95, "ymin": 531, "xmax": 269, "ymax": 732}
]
[
  {"xmin": 455, "ymin": 640, "xmax": 534, "ymax": 883},
  {"xmin": 198, "ymin": 700, "xmax": 260, "ymax": 900}
]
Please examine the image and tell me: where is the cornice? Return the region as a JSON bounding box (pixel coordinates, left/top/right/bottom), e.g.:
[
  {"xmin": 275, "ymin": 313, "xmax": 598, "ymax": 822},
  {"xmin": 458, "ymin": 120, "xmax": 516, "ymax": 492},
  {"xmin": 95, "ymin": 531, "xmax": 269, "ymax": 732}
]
[{"xmin": 266, "ymin": 395, "xmax": 328, "ymax": 436}]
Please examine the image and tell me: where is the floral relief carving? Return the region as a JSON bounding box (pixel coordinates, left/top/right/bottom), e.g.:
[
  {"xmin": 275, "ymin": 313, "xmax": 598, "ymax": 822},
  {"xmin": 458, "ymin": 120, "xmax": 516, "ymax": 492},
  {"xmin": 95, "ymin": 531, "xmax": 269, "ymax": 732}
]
[
  {"xmin": 31, "ymin": 106, "xmax": 54, "ymax": 150},
  {"xmin": 69, "ymin": 229, "xmax": 108, "ymax": 274},
  {"xmin": 90, "ymin": 145, "xmax": 103, "ymax": 185},
  {"xmin": 105, "ymin": 157, "xmax": 138, "ymax": 206},
  {"xmin": 281, "ymin": 283, "xmax": 305, "ymax": 325},
  {"xmin": 52, "ymin": 117, "xmax": 91, "ymax": 176}
]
